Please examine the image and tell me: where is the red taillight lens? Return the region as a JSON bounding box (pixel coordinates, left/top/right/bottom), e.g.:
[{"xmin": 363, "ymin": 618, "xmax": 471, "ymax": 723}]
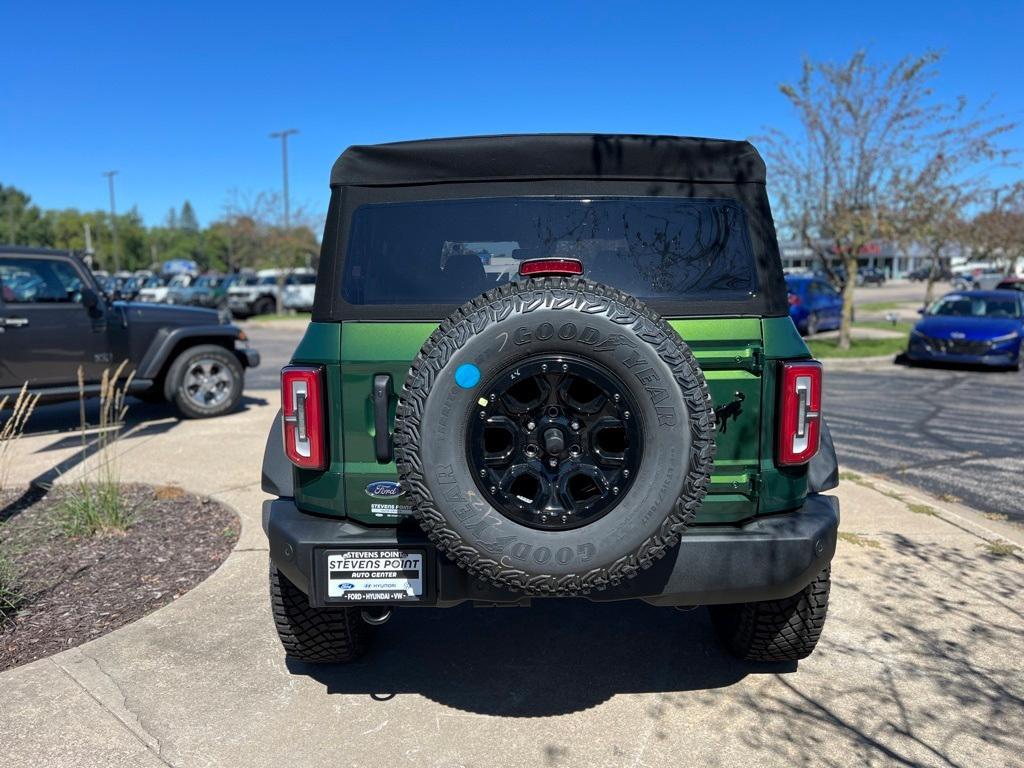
[
  {"xmin": 281, "ymin": 365, "xmax": 326, "ymax": 470},
  {"xmin": 788, "ymin": 293, "xmax": 801, "ymax": 306},
  {"xmin": 777, "ymin": 361, "xmax": 822, "ymax": 466},
  {"xmin": 518, "ymin": 258, "xmax": 584, "ymax": 278}
]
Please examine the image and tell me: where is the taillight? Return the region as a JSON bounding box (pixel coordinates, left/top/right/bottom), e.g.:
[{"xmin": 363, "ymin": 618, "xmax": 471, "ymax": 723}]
[
  {"xmin": 518, "ymin": 258, "xmax": 584, "ymax": 278},
  {"xmin": 777, "ymin": 361, "xmax": 822, "ymax": 466},
  {"xmin": 281, "ymin": 365, "xmax": 327, "ymax": 470},
  {"xmin": 788, "ymin": 293, "xmax": 801, "ymax": 306}
]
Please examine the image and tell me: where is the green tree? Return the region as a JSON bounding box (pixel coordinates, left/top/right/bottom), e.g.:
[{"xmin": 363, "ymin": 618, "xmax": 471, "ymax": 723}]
[
  {"xmin": 1, "ymin": 184, "xmax": 52, "ymax": 246},
  {"xmin": 179, "ymin": 200, "xmax": 199, "ymax": 233}
]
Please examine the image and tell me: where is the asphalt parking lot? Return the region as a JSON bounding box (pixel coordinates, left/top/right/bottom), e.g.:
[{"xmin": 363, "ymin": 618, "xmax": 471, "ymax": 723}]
[{"xmin": 829, "ymin": 363, "xmax": 1024, "ymax": 522}]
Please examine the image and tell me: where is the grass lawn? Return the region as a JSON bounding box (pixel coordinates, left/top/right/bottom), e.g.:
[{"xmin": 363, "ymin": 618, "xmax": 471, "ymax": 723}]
[
  {"xmin": 807, "ymin": 335, "xmax": 908, "ymax": 358},
  {"xmin": 240, "ymin": 312, "xmax": 311, "ymax": 323},
  {"xmin": 858, "ymin": 300, "xmax": 917, "ymax": 312},
  {"xmin": 853, "ymin": 319, "xmax": 915, "ymax": 333}
]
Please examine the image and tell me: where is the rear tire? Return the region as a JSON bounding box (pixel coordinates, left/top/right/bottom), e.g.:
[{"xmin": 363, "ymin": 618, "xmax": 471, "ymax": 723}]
[
  {"xmin": 709, "ymin": 567, "xmax": 830, "ymax": 662},
  {"xmin": 270, "ymin": 565, "xmax": 372, "ymax": 663},
  {"xmin": 805, "ymin": 312, "xmax": 820, "ymax": 336}
]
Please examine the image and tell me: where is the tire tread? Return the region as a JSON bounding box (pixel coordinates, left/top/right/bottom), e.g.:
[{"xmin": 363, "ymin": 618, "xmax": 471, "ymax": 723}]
[
  {"xmin": 710, "ymin": 567, "xmax": 830, "ymax": 662},
  {"xmin": 269, "ymin": 565, "xmax": 371, "ymax": 663}
]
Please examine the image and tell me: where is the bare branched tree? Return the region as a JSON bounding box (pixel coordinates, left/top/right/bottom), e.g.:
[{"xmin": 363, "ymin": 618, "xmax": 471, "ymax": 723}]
[
  {"xmin": 965, "ymin": 183, "xmax": 1024, "ymax": 278},
  {"xmin": 764, "ymin": 50, "xmax": 1014, "ymax": 348},
  {"xmin": 893, "ymin": 102, "xmax": 1016, "ymax": 305}
]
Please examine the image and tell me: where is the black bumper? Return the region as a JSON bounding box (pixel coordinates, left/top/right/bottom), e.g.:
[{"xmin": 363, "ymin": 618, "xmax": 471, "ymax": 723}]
[{"xmin": 263, "ymin": 495, "xmax": 839, "ymax": 608}]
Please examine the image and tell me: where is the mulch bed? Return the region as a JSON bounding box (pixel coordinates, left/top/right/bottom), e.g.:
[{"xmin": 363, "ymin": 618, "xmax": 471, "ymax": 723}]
[{"xmin": 0, "ymin": 483, "xmax": 239, "ymax": 671}]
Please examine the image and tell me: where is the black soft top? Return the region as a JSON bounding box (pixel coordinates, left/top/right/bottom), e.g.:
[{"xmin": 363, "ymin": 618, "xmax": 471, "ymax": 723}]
[
  {"xmin": 315, "ymin": 134, "xmax": 787, "ymax": 321},
  {"xmin": 331, "ymin": 133, "xmax": 766, "ymax": 188}
]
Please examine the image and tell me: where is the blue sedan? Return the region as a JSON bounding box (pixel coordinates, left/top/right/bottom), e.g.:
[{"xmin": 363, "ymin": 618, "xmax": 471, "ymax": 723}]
[
  {"xmin": 786, "ymin": 275, "xmax": 844, "ymax": 335},
  {"xmin": 907, "ymin": 290, "xmax": 1024, "ymax": 370}
]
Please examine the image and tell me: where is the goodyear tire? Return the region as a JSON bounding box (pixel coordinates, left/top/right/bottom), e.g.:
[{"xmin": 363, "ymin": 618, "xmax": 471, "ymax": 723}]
[
  {"xmin": 394, "ymin": 277, "xmax": 715, "ymax": 596},
  {"xmin": 709, "ymin": 566, "xmax": 830, "ymax": 662},
  {"xmin": 270, "ymin": 565, "xmax": 372, "ymax": 663}
]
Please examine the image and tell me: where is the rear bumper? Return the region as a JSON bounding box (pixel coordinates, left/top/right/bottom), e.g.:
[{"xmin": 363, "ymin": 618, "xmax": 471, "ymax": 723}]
[{"xmin": 263, "ymin": 495, "xmax": 839, "ymax": 608}]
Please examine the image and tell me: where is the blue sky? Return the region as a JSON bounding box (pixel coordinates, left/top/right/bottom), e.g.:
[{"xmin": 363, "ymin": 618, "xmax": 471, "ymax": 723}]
[{"xmin": 3, "ymin": 1, "xmax": 1022, "ymax": 226}]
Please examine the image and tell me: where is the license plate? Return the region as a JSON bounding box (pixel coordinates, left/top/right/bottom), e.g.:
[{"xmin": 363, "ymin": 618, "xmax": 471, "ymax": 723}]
[{"xmin": 324, "ymin": 549, "xmax": 423, "ymax": 602}]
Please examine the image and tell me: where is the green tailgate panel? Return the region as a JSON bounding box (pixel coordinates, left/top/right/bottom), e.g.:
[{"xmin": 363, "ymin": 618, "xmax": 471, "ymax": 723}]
[{"xmin": 293, "ymin": 316, "xmax": 808, "ymax": 525}]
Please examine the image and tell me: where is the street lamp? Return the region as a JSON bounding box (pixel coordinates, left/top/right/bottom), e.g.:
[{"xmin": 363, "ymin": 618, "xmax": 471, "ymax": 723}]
[
  {"xmin": 269, "ymin": 129, "xmax": 298, "ymax": 232},
  {"xmin": 269, "ymin": 129, "xmax": 298, "ymax": 313},
  {"xmin": 102, "ymin": 170, "xmax": 119, "ymax": 272}
]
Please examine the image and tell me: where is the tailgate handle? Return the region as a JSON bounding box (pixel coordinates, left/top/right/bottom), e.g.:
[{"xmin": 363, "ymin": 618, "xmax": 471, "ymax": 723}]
[{"xmin": 373, "ymin": 374, "xmax": 394, "ymax": 464}]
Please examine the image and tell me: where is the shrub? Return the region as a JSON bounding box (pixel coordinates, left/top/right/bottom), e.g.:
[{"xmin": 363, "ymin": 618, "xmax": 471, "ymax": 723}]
[
  {"xmin": 60, "ymin": 363, "xmax": 137, "ymax": 536},
  {"xmin": 0, "ymin": 384, "xmax": 40, "ymax": 492}
]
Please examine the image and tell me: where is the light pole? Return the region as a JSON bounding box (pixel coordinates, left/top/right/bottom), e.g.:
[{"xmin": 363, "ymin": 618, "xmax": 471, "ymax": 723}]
[
  {"xmin": 102, "ymin": 170, "xmax": 119, "ymax": 272},
  {"xmin": 270, "ymin": 129, "xmax": 298, "ymax": 231},
  {"xmin": 269, "ymin": 129, "xmax": 298, "ymax": 312}
]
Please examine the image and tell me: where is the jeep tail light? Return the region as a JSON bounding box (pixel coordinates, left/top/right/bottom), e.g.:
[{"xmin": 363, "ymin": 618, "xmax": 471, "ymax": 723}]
[
  {"xmin": 519, "ymin": 258, "xmax": 584, "ymax": 278},
  {"xmin": 777, "ymin": 361, "xmax": 822, "ymax": 466},
  {"xmin": 281, "ymin": 365, "xmax": 327, "ymax": 470}
]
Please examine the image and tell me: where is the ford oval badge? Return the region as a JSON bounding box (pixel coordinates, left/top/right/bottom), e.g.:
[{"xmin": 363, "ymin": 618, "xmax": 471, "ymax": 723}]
[{"xmin": 365, "ymin": 480, "xmax": 404, "ymax": 498}]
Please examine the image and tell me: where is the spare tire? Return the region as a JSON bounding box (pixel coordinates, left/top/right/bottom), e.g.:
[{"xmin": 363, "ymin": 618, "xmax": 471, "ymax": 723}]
[{"xmin": 395, "ymin": 277, "xmax": 715, "ymax": 596}]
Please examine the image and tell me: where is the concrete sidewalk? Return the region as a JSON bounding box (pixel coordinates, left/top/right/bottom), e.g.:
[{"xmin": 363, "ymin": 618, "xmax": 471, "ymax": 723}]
[{"xmin": 2, "ymin": 393, "xmax": 1022, "ymax": 767}]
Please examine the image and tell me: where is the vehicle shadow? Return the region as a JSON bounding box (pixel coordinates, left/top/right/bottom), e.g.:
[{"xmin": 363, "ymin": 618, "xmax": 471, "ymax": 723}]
[
  {"xmin": 289, "ymin": 598, "xmax": 790, "ymax": 717},
  {"xmin": 895, "ymin": 354, "xmax": 1021, "ymax": 374},
  {"xmin": 21, "ymin": 393, "xmax": 269, "ymax": 440},
  {"xmin": 290, "ymin": 535, "xmax": 1024, "ymax": 764},
  {"xmin": 0, "ymin": 393, "xmax": 269, "ymax": 523}
]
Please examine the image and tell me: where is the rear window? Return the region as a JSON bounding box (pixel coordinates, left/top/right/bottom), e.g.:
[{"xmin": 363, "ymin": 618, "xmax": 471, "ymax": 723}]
[{"xmin": 342, "ymin": 197, "xmax": 757, "ymax": 305}]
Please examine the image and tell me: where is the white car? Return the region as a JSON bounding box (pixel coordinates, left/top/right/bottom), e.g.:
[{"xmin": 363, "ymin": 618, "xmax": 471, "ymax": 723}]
[
  {"xmin": 137, "ymin": 273, "xmax": 194, "ymax": 303},
  {"xmin": 282, "ymin": 273, "xmax": 317, "ymax": 311}
]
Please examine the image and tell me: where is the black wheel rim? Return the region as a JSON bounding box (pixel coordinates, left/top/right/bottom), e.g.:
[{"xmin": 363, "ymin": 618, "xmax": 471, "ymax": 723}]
[{"xmin": 467, "ymin": 355, "xmax": 643, "ymax": 530}]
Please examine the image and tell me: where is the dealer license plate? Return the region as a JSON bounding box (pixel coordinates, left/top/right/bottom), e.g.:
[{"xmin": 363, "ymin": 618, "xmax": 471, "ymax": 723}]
[{"xmin": 324, "ymin": 549, "xmax": 423, "ymax": 602}]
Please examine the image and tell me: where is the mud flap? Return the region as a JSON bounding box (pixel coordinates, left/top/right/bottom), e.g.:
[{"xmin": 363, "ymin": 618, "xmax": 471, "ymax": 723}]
[{"xmin": 807, "ymin": 417, "xmax": 839, "ymax": 493}]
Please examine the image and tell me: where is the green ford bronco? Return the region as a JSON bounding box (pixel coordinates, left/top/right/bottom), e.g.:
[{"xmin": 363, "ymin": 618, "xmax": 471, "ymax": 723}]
[{"xmin": 261, "ymin": 134, "xmax": 839, "ymax": 665}]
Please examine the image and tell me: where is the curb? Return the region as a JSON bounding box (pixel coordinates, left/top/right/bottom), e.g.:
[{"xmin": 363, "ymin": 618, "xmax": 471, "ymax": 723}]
[
  {"xmin": 820, "ymin": 355, "xmax": 899, "ymax": 370},
  {"xmin": 839, "ymin": 471, "xmax": 1024, "ymax": 551}
]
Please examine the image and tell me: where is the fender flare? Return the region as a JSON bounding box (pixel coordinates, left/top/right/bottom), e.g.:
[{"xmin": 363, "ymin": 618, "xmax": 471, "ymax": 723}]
[{"xmin": 137, "ymin": 324, "xmax": 243, "ymax": 381}]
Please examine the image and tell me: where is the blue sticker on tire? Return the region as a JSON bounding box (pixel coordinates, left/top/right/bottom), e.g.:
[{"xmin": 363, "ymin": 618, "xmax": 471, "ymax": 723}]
[{"xmin": 455, "ymin": 363, "xmax": 481, "ymax": 388}]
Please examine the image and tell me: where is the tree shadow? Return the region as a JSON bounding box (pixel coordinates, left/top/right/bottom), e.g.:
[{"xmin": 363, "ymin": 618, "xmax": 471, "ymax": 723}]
[
  {"xmin": 716, "ymin": 536, "xmax": 1024, "ymax": 767},
  {"xmin": 290, "ymin": 599, "xmax": 791, "ymax": 717}
]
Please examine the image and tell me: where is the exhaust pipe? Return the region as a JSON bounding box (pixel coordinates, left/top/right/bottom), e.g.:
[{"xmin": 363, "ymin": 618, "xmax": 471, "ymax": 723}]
[{"xmin": 361, "ymin": 607, "xmax": 392, "ymax": 626}]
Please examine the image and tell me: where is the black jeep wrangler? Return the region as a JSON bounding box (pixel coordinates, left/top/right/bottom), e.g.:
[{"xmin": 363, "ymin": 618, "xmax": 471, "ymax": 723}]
[
  {"xmin": 262, "ymin": 134, "xmax": 839, "ymax": 664},
  {"xmin": 0, "ymin": 246, "xmax": 259, "ymax": 418}
]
